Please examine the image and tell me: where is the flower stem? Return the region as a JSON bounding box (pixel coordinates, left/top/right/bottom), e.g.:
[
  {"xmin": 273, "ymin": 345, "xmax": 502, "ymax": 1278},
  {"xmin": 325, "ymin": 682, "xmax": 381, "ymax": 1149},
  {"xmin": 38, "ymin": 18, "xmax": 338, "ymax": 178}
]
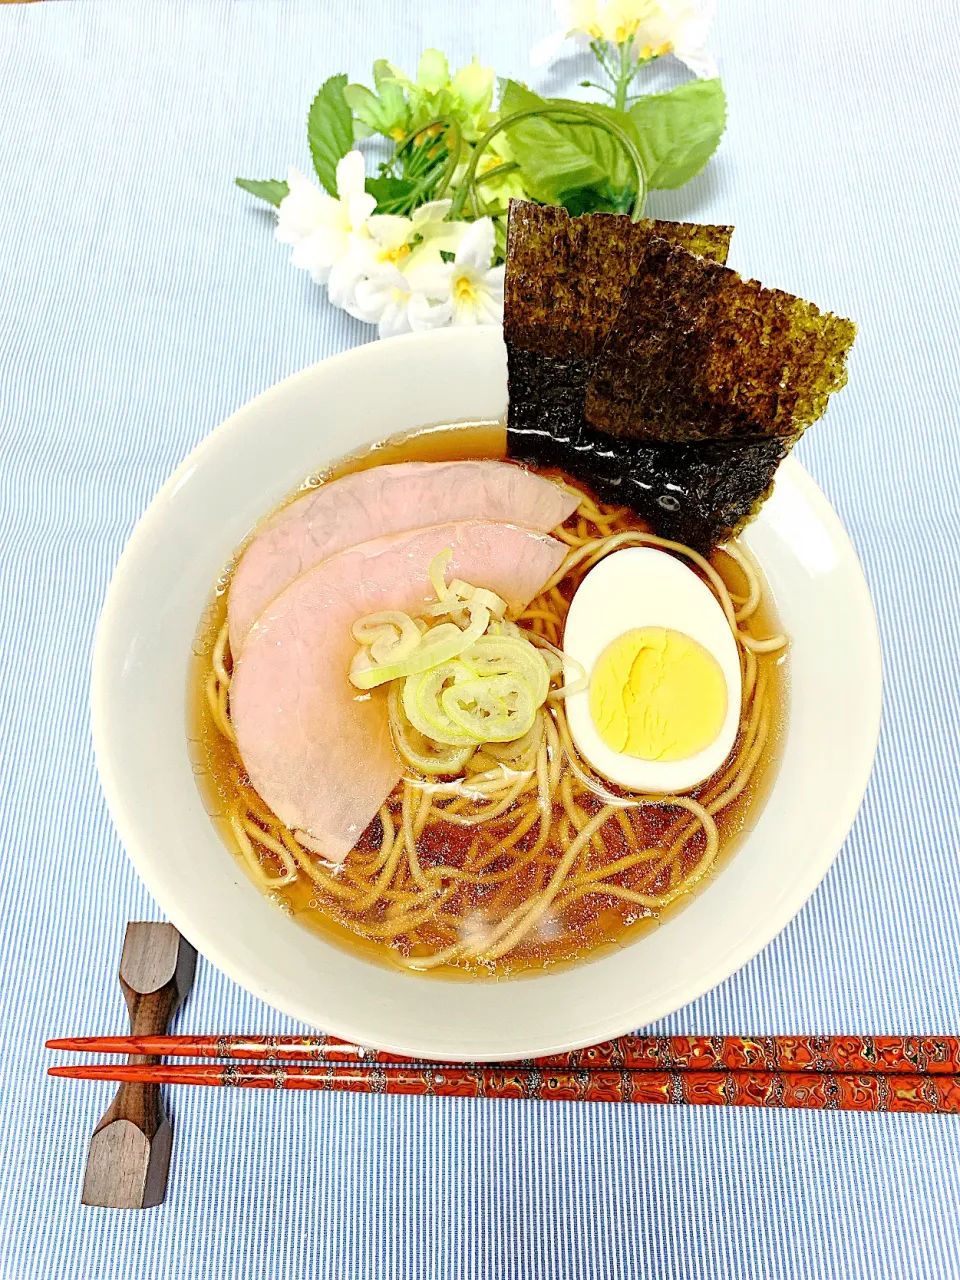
[
  {"xmin": 430, "ymin": 119, "xmax": 464, "ymax": 201},
  {"xmin": 613, "ymin": 42, "xmax": 628, "ymax": 113},
  {"xmin": 391, "ymin": 116, "xmax": 462, "ymax": 210},
  {"xmin": 612, "ymin": 37, "xmax": 644, "ymax": 113}
]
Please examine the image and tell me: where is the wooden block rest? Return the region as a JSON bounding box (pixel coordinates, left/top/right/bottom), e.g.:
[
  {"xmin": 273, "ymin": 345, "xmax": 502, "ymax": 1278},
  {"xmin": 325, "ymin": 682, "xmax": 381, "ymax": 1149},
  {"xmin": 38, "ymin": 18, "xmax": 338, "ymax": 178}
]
[{"xmin": 81, "ymin": 922, "xmax": 197, "ymax": 1209}]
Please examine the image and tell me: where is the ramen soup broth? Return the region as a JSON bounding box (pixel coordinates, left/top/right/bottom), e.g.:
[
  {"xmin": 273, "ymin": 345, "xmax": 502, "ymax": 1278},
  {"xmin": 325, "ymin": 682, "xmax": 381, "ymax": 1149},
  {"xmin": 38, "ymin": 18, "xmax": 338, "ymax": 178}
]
[{"xmin": 189, "ymin": 422, "xmax": 787, "ymax": 980}]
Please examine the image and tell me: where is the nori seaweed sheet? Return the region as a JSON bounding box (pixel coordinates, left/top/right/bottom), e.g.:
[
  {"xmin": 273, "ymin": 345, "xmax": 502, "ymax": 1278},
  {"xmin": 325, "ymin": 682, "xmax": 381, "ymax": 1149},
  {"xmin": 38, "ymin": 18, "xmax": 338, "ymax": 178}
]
[
  {"xmin": 585, "ymin": 236, "xmax": 857, "ymax": 442},
  {"xmin": 504, "ymin": 200, "xmax": 733, "ymax": 362},
  {"xmin": 508, "ymin": 348, "xmax": 787, "ymax": 551},
  {"xmin": 504, "ymin": 201, "xmax": 738, "ymax": 489},
  {"xmin": 504, "ymin": 202, "xmax": 855, "ymax": 548}
]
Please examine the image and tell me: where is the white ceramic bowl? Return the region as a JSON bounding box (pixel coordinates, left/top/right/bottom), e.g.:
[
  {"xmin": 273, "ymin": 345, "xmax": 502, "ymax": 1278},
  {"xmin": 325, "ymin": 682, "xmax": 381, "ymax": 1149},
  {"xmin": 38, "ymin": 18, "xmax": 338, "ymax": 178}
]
[{"xmin": 92, "ymin": 327, "xmax": 882, "ymax": 1061}]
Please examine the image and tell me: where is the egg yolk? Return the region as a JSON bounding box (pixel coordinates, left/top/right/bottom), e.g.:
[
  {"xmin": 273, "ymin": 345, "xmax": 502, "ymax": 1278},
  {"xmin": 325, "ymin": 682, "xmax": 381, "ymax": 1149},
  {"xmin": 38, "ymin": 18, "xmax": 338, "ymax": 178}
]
[{"xmin": 589, "ymin": 627, "xmax": 727, "ymax": 762}]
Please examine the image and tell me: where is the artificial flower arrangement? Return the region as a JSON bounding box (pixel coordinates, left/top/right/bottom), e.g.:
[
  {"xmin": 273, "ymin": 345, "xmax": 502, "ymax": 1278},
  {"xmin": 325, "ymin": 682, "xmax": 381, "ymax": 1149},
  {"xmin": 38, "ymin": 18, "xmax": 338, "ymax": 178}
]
[{"xmin": 237, "ymin": 0, "xmax": 724, "ymax": 338}]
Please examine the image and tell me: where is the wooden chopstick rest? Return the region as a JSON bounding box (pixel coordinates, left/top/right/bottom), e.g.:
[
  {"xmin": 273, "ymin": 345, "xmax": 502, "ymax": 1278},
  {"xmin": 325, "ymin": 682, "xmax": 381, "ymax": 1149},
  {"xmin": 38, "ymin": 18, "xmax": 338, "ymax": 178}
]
[{"xmin": 80, "ymin": 922, "xmax": 196, "ymax": 1209}]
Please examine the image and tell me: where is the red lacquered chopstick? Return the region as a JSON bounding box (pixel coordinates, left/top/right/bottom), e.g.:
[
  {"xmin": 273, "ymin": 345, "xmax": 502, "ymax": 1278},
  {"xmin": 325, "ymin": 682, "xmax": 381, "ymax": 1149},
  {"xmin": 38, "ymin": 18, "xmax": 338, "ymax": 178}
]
[
  {"xmin": 47, "ymin": 1061, "xmax": 960, "ymax": 1114},
  {"xmin": 44, "ymin": 1033, "xmax": 960, "ymax": 1075}
]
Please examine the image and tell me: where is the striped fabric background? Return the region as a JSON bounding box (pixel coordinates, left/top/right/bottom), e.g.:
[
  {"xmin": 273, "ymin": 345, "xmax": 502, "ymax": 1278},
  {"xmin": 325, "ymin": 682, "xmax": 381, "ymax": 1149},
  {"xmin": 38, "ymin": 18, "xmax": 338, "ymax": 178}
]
[{"xmin": 1, "ymin": 1, "xmax": 959, "ymax": 1276}]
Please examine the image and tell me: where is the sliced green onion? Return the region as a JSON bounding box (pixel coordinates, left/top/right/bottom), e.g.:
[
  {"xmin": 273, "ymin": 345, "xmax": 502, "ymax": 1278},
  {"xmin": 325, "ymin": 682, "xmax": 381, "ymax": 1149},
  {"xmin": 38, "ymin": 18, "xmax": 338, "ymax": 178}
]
[
  {"xmin": 403, "ymin": 663, "xmax": 481, "ymax": 746},
  {"xmin": 351, "ymin": 610, "xmax": 422, "ymax": 665},
  {"xmin": 349, "ymin": 551, "xmax": 578, "ymax": 766},
  {"xmin": 440, "ymin": 674, "xmax": 537, "ymax": 743},
  {"xmin": 350, "ymin": 603, "xmax": 490, "ymax": 689},
  {"xmin": 525, "ymin": 633, "xmax": 589, "ymax": 698},
  {"xmin": 448, "ymin": 581, "xmax": 507, "ymax": 618},
  {"xmin": 460, "ymin": 634, "xmax": 551, "ymax": 706},
  {"xmin": 429, "ymin": 549, "xmax": 453, "ymax": 603},
  {"xmin": 388, "ymin": 682, "xmax": 476, "ymax": 775}
]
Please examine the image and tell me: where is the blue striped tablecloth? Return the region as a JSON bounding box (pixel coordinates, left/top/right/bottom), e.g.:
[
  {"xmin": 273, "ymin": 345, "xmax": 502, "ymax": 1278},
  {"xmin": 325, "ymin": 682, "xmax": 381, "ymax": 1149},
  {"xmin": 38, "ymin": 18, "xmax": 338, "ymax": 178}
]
[{"xmin": 2, "ymin": 2, "xmax": 959, "ymax": 1277}]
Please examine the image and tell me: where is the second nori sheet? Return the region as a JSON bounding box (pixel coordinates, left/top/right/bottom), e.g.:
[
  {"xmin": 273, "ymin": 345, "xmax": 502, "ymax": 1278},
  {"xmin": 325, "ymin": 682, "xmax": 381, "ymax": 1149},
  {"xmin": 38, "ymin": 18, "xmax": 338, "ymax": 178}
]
[{"xmin": 584, "ymin": 236, "xmax": 857, "ymax": 442}]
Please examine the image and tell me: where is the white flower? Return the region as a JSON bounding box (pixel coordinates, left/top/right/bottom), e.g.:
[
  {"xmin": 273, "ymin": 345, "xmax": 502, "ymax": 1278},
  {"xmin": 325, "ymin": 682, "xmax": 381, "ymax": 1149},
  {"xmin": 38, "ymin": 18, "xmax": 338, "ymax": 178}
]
[
  {"xmin": 326, "ymin": 253, "xmax": 369, "ymax": 316},
  {"xmin": 351, "ymin": 264, "xmax": 449, "ymax": 340},
  {"xmin": 327, "ymin": 201, "xmax": 469, "ymax": 321},
  {"xmin": 275, "ymin": 153, "xmax": 376, "ymax": 283},
  {"xmin": 354, "ymin": 200, "xmax": 466, "ymax": 276},
  {"xmin": 531, "ymin": 0, "xmax": 716, "ymax": 80},
  {"xmin": 634, "ymin": 0, "xmax": 717, "ymax": 79},
  {"xmin": 405, "ymin": 202, "xmax": 469, "ymax": 268},
  {"xmin": 531, "ymin": 0, "xmax": 659, "ymax": 65},
  {"xmin": 412, "ymin": 219, "xmax": 504, "ymax": 328}
]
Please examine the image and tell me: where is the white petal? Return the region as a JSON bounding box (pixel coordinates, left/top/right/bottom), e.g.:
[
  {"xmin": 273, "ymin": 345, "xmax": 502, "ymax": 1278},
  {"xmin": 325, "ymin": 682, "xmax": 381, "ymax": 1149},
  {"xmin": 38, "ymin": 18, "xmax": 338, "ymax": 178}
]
[
  {"xmin": 347, "ymin": 191, "xmax": 377, "ymax": 229},
  {"xmin": 672, "ymin": 44, "xmax": 718, "ymax": 78},
  {"xmin": 408, "ymin": 293, "xmax": 454, "ymax": 331},
  {"xmin": 378, "ymin": 299, "xmax": 414, "ymax": 339},
  {"xmin": 454, "ymin": 218, "xmax": 496, "ymax": 271},
  {"xmin": 451, "ymin": 303, "xmax": 482, "ymax": 327},
  {"xmin": 344, "ymin": 229, "xmax": 388, "ymax": 275},
  {"xmin": 302, "ymin": 224, "xmax": 350, "ymax": 277},
  {"xmin": 327, "ymin": 255, "xmax": 367, "ymax": 311},
  {"xmin": 289, "ymin": 230, "xmax": 334, "ymax": 281},
  {"xmin": 341, "ymin": 296, "xmax": 376, "ymax": 324},
  {"xmin": 641, "ymin": 0, "xmax": 717, "ymax": 77},
  {"xmin": 275, "ymin": 166, "xmax": 332, "ymax": 245},
  {"xmin": 288, "ymin": 239, "xmax": 318, "ymax": 271},
  {"xmin": 366, "ymin": 214, "xmax": 414, "ymax": 250},
  {"xmin": 408, "ymin": 263, "xmax": 454, "ymax": 302},
  {"xmin": 411, "ymin": 200, "xmax": 453, "ymax": 228},
  {"xmin": 335, "ymin": 150, "xmax": 368, "ymax": 199},
  {"xmin": 360, "ymin": 264, "xmax": 414, "ymax": 321},
  {"xmin": 407, "ymin": 219, "xmax": 468, "ymax": 269},
  {"xmin": 484, "ymin": 264, "xmax": 505, "ymax": 301},
  {"xmin": 285, "ymin": 165, "xmax": 324, "ymax": 201},
  {"xmin": 475, "ymin": 291, "xmax": 504, "ymax": 325},
  {"xmin": 352, "ymin": 277, "xmax": 393, "ymax": 323}
]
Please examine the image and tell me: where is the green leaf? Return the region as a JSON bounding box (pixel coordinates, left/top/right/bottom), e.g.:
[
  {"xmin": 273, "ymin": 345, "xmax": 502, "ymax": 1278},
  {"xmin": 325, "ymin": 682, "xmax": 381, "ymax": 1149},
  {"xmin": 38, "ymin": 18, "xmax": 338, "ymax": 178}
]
[
  {"xmin": 307, "ymin": 74, "xmax": 354, "ymax": 195},
  {"xmin": 439, "ymin": 249, "xmax": 456, "ymax": 264},
  {"xmin": 559, "ymin": 180, "xmax": 635, "ymax": 217},
  {"xmin": 498, "ymin": 81, "xmax": 638, "ymax": 210},
  {"xmin": 365, "ymin": 174, "xmax": 416, "ymax": 212},
  {"xmin": 235, "ymin": 177, "xmax": 289, "ymax": 207},
  {"xmin": 628, "ymin": 79, "xmax": 726, "ymax": 190}
]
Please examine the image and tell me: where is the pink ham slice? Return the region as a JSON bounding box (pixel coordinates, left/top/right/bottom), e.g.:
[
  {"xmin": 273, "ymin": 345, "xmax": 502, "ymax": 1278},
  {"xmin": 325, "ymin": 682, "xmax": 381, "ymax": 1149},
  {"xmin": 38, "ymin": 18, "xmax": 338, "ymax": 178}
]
[
  {"xmin": 229, "ymin": 520, "xmax": 567, "ymax": 864},
  {"xmin": 227, "ymin": 461, "xmax": 578, "ymax": 655}
]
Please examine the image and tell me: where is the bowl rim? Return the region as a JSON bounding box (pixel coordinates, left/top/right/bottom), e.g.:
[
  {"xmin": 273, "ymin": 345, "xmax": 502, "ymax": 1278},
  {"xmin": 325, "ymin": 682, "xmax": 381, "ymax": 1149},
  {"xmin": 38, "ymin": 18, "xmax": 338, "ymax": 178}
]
[{"xmin": 91, "ymin": 328, "xmax": 883, "ymax": 1059}]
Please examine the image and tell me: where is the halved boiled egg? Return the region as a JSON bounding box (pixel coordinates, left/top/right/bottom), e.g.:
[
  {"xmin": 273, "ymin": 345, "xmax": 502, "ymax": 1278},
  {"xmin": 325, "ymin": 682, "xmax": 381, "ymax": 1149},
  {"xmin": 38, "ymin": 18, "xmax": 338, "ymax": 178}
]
[{"xmin": 563, "ymin": 548, "xmax": 741, "ymax": 794}]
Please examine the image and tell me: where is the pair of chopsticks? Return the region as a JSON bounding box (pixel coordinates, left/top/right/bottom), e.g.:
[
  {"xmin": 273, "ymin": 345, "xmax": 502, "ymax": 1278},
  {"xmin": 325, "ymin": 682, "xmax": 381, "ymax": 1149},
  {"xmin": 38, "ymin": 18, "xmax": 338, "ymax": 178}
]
[{"xmin": 47, "ymin": 1033, "xmax": 960, "ymax": 1113}]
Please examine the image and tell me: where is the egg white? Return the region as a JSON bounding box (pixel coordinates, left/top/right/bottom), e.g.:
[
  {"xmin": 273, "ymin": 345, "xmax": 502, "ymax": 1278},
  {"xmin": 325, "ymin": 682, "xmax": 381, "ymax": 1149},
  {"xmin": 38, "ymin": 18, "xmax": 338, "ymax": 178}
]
[{"xmin": 563, "ymin": 547, "xmax": 742, "ymax": 794}]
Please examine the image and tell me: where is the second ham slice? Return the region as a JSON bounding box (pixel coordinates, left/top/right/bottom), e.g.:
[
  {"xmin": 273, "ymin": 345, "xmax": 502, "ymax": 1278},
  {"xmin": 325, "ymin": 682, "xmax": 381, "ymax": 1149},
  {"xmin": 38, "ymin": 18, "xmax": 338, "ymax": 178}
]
[
  {"xmin": 227, "ymin": 460, "xmax": 578, "ymax": 655},
  {"xmin": 229, "ymin": 520, "xmax": 568, "ymax": 865}
]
